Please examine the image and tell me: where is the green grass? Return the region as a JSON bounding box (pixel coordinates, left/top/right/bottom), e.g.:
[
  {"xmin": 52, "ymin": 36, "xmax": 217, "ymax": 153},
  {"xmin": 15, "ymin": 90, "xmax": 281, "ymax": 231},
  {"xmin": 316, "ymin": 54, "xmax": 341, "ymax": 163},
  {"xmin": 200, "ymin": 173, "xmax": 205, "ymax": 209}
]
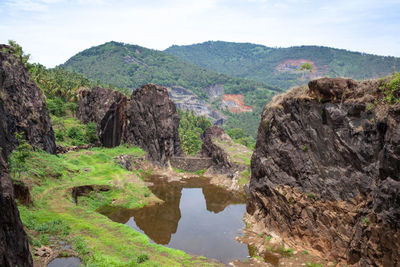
[
  {"xmin": 379, "ymin": 72, "xmax": 400, "ymax": 104},
  {"xmin": 172, "ymin": 167, "xmax": 207, "ymax": 176},
  {"xmin": 305, "ymin": 263, "xmax": 324, "ymax": 267},
  {"xmin": 51, "ymin": 115, "xmax": 88, "ymax": 146},
  {"xmin": 14, "ymin": 145, "xmax": 220, "ymax": 266},
  {"xmin": 280, "ymin": 246, "xmax": 294, "ymax": 257},
  {"xmin": 238, "ymin": 168, "xmax": 250, "ymax": 185},
  {"xmin": 214, "ymin": 139, "xmax": 252, "ymax": 166}
]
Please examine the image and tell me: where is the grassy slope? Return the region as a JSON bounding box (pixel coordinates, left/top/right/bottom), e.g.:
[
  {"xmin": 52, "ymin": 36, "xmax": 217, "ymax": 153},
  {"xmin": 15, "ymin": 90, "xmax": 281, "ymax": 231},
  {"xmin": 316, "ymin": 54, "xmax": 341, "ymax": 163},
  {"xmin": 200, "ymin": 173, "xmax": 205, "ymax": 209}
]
[
  {"xmin": 165, "ymin": 41, "xmax": 399, "ymax": 89},
  {"xmin": 16, "ymin": 146, "xmax": 221, "ymax": 266}
]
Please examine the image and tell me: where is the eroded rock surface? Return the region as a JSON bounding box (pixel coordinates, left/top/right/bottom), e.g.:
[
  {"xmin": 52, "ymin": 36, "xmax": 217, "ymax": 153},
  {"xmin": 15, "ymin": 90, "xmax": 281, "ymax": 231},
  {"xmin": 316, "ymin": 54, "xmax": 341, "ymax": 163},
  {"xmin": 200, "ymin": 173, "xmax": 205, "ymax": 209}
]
[
  {"xmin": 247, "ymin": 77, "xmax": 400, "ymax": 266},
  {"xmin": 77, "ymin": 84, "xmax": 183, "ymax": 164},
  {"xmin": 167, "ymin": 86, "xmax": 226, "ymax": 125},
  {"xmin": 0, "ymin": 44, "xmax": 56, "ymax": 158},
  {"xmin": 0, "ymin": 154, "xmax": 33, "ymax": 267},
  {"xmin": 201, "ymin": 126, "xmax": 252, "ymax": 173},
  {"xmin": 124, "ymin": 84, "xmax": 184, "ymax": 164},
  {"xmin": 77, "ymin": 86, "xmax": 127, "ymax": 147}
]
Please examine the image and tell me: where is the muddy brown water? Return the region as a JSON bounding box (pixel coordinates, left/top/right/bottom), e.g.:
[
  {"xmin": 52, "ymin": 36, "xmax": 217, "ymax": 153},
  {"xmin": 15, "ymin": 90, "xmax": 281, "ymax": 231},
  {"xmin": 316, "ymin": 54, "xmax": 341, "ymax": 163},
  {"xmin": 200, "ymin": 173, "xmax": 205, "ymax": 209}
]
[{"xmin": 99, "ymin": 175, "xmax": 251, "ymax": 264}]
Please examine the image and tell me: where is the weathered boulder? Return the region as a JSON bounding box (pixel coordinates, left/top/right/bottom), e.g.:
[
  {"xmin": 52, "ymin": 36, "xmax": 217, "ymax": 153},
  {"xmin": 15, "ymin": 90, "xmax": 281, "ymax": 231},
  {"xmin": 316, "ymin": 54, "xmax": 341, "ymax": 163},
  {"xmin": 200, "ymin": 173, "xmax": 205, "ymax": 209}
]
[
  {"xmin": 0, "ymin": 154, "xmax": 33, "ymax": 266},
  {"xmin": 124, "ymin": 84, "xmax": 183, "ymax": 164},
  {"xmin": 0, "ymin": 44, "xmax": 56, "ymax": 159},
  {"xmin": 77, "ymin": 86, "xmax": 127, "ymax": 148},
  {"xmin": 247, "ymin": 77, "xmax": 400, "ymax": 266}
]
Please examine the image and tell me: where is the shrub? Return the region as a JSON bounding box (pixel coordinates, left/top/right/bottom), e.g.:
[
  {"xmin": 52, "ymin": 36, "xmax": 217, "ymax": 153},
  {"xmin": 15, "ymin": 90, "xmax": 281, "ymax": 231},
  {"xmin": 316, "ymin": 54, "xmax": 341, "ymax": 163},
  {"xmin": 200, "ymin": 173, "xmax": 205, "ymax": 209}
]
[
  {"xmin": 380, "ymin": 72, "xmax": 400, "ymax": 104},
  {"xmin": 55, "ymin": 130, "xmax": 64, "ymax": 141},
  {"xmin": 8, "ymin": 132, "xmax": 32, "ymax": 178},
  {"xmin": 47, "ymin": 98, "xmax": 66, "ymax": 117},
  {"xmin": 67, "ymin": 127, "xmax": 86, "ymax": 146},
  {"xmin": 65, "ymin": 102, "xmax": 78, "ymax": 114},
  {"xmin": 85, "ymin": 122, "xmax": 98, "ymax": 144},
  {"xmin": 136, "ymin": 254, "xmax": 149, "ymax": 263}
]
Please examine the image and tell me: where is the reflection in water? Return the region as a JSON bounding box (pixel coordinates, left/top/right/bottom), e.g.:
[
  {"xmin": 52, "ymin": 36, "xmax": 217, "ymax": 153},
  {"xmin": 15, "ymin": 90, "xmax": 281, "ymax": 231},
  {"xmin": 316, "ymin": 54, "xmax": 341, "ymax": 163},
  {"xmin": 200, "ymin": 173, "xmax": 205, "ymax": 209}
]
[{"xmin": 100, "ymin": 176, "xmax": 248, "ymax": 264}]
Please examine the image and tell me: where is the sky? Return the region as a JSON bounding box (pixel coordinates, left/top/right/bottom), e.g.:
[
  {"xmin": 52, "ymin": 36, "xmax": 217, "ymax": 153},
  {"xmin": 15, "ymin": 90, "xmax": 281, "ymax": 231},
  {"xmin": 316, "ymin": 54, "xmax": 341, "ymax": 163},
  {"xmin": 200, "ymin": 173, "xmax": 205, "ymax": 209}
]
[{"xmin": 0, "ymin": 0, "xmax": 399, "ymax": 67}]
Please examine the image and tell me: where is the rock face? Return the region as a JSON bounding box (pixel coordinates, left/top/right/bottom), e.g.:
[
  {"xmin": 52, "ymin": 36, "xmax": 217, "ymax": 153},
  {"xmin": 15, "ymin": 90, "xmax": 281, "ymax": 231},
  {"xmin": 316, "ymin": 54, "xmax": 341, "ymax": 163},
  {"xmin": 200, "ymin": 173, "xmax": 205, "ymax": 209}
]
[
  {"xmin": 78, "ymin": 84, "xmax": 184, "ymax": 164},
  {"xmin": 124, "ymin": 84, "xmax": 184, "ymax": 163},
  {"xmin": 0, "ymin": 44, "xmax": 56, "ymax": 159},
  {"xmin": 201, "ymin": 126, "xmax": 235, "ymax": 171},
  {"xmin": 247, "ymin": 78, "xmax": 400, "ymax": 266},
  {"xmin": 0, "ymin": 154, "xmax": 33, "ymax": 266},
  {"xmin": 77, "ymin": 86, "xmax": 127, "ymax": 148},
  {"xmin": 167, "ymin": 86, "xmax": 226, "ymax": 125},
  {"xmin": 201, "ymin": 126, "xmax": 252, "ymax": 173}
]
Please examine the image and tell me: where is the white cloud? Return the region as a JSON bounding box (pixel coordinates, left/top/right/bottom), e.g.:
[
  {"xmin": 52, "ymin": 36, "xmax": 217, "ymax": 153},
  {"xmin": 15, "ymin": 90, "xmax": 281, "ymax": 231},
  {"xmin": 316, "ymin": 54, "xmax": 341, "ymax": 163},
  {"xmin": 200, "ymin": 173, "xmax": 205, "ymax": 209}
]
[
  {"xmin": 4, "ymin": 0, "xmax": 48, "ymax": 11},
  {"xmin": 0, "ymin": 0, "xmax": 399, "ymax": 67}
]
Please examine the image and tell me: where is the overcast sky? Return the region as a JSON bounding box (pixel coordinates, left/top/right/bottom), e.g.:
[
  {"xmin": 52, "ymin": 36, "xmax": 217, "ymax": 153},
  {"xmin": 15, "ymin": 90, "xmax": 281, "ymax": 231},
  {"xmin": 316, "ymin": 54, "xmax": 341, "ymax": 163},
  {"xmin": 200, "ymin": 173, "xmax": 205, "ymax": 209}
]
[{"xmin": 1, "ymin": 0, "xmax": 399, "ymax": 67}]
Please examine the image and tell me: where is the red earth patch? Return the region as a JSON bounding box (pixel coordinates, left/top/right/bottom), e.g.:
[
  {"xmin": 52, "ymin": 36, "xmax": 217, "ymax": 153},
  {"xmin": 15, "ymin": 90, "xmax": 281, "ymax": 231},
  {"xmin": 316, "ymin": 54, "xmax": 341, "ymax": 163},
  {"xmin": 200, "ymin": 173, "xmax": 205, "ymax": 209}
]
[
  {"xmin": 221, "ymin": 94, "xmax": 253, "ymax": 113},
  {"xmin": 276, "ymin": 59, "xmax": 317, "ymax": 73}
]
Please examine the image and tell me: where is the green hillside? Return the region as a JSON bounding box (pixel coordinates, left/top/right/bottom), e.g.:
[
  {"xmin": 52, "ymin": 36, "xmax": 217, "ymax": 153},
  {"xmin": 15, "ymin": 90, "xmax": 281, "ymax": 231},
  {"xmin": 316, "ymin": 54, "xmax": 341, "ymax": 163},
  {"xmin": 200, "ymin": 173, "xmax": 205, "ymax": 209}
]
[
  {"xmin": 62, "ymin": 41, "xmax": 280, "ymax": 104},
  {"xmin": 62, "ymin": 41, "xmax": 285, "ymax": 139},
  {"xmin": 165, "ymin": 41, "xmax": 399, "ymax": 89}
]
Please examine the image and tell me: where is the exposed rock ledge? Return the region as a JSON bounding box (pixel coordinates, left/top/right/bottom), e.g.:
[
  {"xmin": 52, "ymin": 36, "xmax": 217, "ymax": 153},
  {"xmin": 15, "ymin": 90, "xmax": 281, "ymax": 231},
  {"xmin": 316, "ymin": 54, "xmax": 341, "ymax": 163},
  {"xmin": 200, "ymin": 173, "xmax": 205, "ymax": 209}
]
[{"xmin": 247, "ymin": 77, "xmax": 400, "ymax": 266}]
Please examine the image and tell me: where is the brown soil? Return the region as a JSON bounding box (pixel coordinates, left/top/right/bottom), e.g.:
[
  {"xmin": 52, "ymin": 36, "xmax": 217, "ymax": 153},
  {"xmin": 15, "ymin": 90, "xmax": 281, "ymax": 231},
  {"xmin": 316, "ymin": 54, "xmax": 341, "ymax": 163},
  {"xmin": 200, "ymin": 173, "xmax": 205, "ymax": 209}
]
[{"xmin": 221, "ymin": 94, "xmax": 253, "ymax": 113}]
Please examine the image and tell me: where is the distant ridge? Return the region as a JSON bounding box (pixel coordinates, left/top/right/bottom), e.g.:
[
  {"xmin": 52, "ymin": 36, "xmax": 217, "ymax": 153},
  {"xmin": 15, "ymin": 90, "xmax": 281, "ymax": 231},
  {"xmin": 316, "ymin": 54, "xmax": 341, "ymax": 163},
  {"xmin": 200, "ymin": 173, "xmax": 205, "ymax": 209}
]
[{"xmin": 165, "ymin": 41, "xmax": 399, "ymax": 89}]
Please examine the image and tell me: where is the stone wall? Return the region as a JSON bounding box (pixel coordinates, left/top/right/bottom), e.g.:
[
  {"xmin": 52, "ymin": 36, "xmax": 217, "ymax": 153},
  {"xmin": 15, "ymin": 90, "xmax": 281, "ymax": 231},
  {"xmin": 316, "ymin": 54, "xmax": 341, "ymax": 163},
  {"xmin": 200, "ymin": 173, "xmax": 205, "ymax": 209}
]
[{"xmin": 170, "ymin": 157, "xmax": 212, "ymax": 172}]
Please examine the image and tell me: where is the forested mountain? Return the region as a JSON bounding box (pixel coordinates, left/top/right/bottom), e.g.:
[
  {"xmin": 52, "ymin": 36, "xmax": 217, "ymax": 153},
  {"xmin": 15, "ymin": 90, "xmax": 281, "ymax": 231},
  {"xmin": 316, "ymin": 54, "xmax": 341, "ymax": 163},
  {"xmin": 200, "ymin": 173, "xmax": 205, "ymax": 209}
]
[
  {"xmin": 62, "ymin": 41, "xmax": 280, "ymax": 102},
  {"xmin": 165, "ymin": 41, "xmax": 399, "ymax": 89}
]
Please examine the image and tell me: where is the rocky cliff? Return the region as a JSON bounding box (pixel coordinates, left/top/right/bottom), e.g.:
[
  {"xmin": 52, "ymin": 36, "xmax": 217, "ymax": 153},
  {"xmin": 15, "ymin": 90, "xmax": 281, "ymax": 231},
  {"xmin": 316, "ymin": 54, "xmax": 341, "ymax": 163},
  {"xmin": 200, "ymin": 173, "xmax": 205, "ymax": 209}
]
[
  {"xmin": 0, "ymin": 44, "xmax": 50, "ymax": 267},
  {"xmin": 0, "ymin": 44, "xmax": 56, "ymax": 158},
  {"xmin": 0, "ymin": 155, "xmax": 33, "ymax": 267},
  {"xmin": 167, "ymin": 86, "xmax": 226, "ymax": 125},
  {"xmin": 78, "ymin": 84, "xmax": 183, "ymax": 164},
  {"xmin": 77, "ymin": 86, "xmax": 127, "ymax": 147},
  {"xmin": 247, "ymin": 77, "xmax": 400, "ymax": 266},
  {"xmin": 124, "ymin": 84, "xmax": 184, "ymax": 164}
]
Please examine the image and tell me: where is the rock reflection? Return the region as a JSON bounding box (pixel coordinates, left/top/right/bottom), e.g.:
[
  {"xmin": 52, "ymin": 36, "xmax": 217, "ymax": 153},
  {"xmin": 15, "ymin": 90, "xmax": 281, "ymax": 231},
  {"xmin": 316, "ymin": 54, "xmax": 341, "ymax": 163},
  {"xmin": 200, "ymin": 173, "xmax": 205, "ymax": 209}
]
[{"xmin": 99, "ymin": 175, "xmax": 248, "ymax": 263}]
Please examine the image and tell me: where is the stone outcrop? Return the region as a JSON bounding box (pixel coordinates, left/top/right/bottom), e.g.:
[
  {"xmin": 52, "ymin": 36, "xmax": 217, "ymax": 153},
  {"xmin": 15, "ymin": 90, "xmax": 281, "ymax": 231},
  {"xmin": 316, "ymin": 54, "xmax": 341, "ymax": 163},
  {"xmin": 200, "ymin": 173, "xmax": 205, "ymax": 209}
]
[
  {"xmin": 201, "ymin": 126, "xmax": 252, "ymax": 173},
  {"xmin": 201, "ymin": 126, "xmax": 235, "ymax": 171},
  {"xmin": 78, "ymin": 84, "xmax": 183, "ymax": 164},
  {"xmin": 170, "ymin": 156, "xmax": 213, "ymax": 172},
  {"xmin": 247, "ymin": 77, "xmax": 400, "ymax": 266},
  {"xmin": 77, "ymin": 86, "xmax": 127, "ymax": 148},
  {"xmin": 0, "ymin": 44, "xmax": 56, "ymax": 159},
  {"xmin": 124, "ymin": 84, "xmax": 184, "ymax": 163},
  {"xmin": 0, "ymin": 154, "xmax": 33, "ymax": 267}
]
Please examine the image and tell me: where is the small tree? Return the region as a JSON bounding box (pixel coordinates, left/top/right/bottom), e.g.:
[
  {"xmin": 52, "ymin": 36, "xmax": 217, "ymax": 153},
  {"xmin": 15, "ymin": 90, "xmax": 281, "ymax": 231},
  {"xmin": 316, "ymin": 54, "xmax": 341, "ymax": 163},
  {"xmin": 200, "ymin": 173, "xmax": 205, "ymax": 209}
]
[
  {"xmin": 7, "ymin": 40, "xmax": 32, "ymax": 70},
  {"xmin": 9, "ymin": 132, "xmax": 32, "ymax": 179},
  {"xmin": 298, "ymin": 62, "xmax": 314, "ymax": 82}
]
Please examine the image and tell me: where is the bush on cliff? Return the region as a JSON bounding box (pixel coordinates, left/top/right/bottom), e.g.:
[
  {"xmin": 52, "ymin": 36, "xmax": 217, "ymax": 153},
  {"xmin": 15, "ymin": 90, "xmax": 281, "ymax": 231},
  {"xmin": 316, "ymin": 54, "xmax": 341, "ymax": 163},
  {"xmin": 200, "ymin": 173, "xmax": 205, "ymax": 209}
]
[
  {"xmin": 178, "ymin": 110, "xmax": 212, "ymax": 155},
  {"xmin": 380, "ymin": 72, "xmax": 400, "ymax": 104}
]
